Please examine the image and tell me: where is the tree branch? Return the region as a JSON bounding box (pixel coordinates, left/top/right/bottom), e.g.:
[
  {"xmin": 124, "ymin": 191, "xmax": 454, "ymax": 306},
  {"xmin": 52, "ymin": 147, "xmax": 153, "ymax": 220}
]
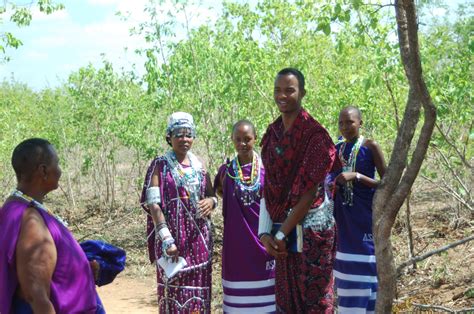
[
  {"xmin": 411, "ymin": 303, "xmax": 474, "ymax": 313},
  {"xmin": 386, "ymin": 0, "xmax": 437, "ymax": 221},
  {"xmin": 384, "ymin": 73, "xmax": 400, "ymax": 130},
  {"xmin": 397, "ymin": 234, "xmax": 474, "ymax": 273},
  {"xmin": 395, "ymin": 1, "xmax": 411, "ymax": 78},
  {"xmin": 421, "ymin": 174, "xmax": 473, "ymax": 211},
  {"xmin": 374, "ymin": 1, "xmax": 437, "ymax": 311},
  {"xmin": 379, "ymin": 91, "xmax": 420, "ymax": 225},
  {"xmin": 435, "ymin": 122, "xmax": 472, "ymax": 169},
  {"xmin": 432, "ymin": 144, "xmax": 472, "ymax": 201},
  {"xmin": 387, "ymin": 101, "xmax": 436, "ymax": 219},
  {"xmin": 412, "ymin": 303, "xmax": 456, "ymax": 313},
  {"xmin": 362, "ymin": 2, "xmax": 396, "ymax": 14},
  {"xmin": 462, "ymin": 120, "xmax": 472, "ymax": 158},
  {"xmin": 405, "ymin": 190, "xmax": 416, "ymax": 269}
]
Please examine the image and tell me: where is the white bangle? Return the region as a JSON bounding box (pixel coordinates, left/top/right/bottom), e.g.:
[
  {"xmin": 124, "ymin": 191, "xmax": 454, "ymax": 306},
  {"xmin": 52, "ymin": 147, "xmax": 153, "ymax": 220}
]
[
  {"xmin": 157, "ymin": 227, "xmax": 172, "ymax": 241},
  {"xmin": 211, "ymin": 196, "xmax": 218, "ymax": 209},
  {"xmin": 258, "ymin": 198, "xmax": 273, "ymax": 237},
  {"xmin": 146, "ymin": 186, "xmax": 161, "ymax": 205}
]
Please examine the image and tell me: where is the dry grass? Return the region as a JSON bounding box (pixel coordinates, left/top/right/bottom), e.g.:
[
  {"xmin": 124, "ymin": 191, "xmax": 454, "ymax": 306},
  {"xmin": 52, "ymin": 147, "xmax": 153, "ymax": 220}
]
[{"xmin": 393, "ymin": 183, "xmax": 473, "ymax": 312}]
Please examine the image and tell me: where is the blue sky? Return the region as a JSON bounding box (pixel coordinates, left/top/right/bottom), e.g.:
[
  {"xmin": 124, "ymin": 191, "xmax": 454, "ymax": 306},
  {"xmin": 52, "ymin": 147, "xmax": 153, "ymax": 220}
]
[
  {"xmin": 0, "ymin": 0, "xmax": 469, "ymax": 90},
  {"xmin": 0, "ymin": 0, "xmax": 222, "ymax": 90}
]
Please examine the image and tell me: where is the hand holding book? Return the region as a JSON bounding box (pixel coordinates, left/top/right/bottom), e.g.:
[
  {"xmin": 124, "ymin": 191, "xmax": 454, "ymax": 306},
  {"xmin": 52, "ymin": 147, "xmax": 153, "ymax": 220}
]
[
  {"xmin": 272, "ymin": 223, "xmax": 303, "ymax": 253},
  {"xmin": 259, "ymin": 233, "xmax": 288, "ymax": 258}
]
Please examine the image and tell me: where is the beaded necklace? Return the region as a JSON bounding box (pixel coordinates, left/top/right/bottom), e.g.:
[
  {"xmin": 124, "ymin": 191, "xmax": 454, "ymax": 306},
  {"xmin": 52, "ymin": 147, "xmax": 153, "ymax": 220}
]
[
  {"xmin": 338, "ymin": 136, "xmax": 364, "ymax": 206},
  {"xmin": 11, "ymin": 189, "xmax": 68, "ymax": 226},
  {"xmin": 164, "ymin": 150, "xmax": 203, "ymax": 203},
  {"xmin": 226, "ymin": 151, "xmax": 261, "ymax": 206},
  {"xmin": 339, "ymin": 136, "xmax": 364, "ymax": 170}
]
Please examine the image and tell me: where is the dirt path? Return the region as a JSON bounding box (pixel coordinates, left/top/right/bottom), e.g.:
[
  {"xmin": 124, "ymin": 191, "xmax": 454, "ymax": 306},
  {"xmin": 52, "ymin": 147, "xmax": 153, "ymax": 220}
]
[{"xmin": 98, "ymin": 273, "xmax": 157, "ymax": 313}]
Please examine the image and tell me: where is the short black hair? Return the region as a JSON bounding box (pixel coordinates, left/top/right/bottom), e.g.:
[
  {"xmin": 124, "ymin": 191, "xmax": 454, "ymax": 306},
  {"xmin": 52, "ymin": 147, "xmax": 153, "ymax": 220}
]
[
  {"xmin": 12, "ymin": 138, "xmax": 53, "ymax": 181},
  {"xmin": 277, "ymin": 68, "xmax": 305, "ymax": 91},
  {"xmin": 341, "ymin": 105, "xmax": 362, "ymax": 120},
  {"xmin": 232, "ymin": 120, "xmax": 256, "ymax": 137}
]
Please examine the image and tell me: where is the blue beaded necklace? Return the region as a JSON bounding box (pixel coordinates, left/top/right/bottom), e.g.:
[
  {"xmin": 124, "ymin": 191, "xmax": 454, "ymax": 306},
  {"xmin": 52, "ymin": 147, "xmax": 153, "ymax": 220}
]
[
  {"xmin": 164, "ymin": 150, "xmax": 203, "ymax": 203},
  {"xmin": 338, "ymin": 136, "xmax": 364, "ymax": 206}
]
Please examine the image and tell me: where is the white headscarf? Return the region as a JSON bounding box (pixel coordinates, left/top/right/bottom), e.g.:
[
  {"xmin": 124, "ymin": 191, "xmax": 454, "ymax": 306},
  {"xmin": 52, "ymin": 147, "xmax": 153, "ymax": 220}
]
[{"xmin": 166, "ymin": 112, "xmax": 196, "ymax": 137}]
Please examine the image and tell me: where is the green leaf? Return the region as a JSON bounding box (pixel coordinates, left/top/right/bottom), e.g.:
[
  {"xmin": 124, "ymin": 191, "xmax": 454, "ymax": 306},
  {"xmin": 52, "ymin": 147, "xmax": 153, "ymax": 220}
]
[
  {"xmin": 342, "ymin": 10, "xmax": 351, "ymax": 22},
  {"xmin": 5, "ymin": 32, "xmax": 23, "ymax": 49},
  {"xmin": 10, "ymin": 7, "xmax": 32, "ymax": 26},
  {"xmin": 320, "ymin": 22, "xmax": 331, "ymax": 36},
  {"xmin": 334, "ymin": 3, "xmax": 342, "ymax": 17},
  {"xmin": 352, "ymin": 0, "xmax": 363, "ymax": 10}
]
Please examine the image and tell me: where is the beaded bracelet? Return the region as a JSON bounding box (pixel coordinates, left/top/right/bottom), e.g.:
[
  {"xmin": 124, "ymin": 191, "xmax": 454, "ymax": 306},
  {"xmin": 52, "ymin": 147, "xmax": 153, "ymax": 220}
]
[
  {"xmin": 155, "ymin": 221, "xmax": 168, "ymax": 230},
  {"xmin": 156, "ymin": 222, "xmax": 167, "ymax": 231},
  {"xmin": 162, "ymin": 238, "xmax": 175, "ymax": 257}
]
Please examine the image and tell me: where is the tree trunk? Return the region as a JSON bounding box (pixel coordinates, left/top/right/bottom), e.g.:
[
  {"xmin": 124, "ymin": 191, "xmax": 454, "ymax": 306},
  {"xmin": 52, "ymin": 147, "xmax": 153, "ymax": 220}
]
[{"xmin": 373, "ymin": 0, "xmax": 437, "ymax": 312}]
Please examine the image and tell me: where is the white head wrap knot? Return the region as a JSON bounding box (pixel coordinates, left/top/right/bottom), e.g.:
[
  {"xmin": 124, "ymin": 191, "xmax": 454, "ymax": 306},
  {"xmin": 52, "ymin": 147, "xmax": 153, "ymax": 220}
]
[{"xmin": 166, "ymin": 112, "xmax": 196, "ymax": 137}]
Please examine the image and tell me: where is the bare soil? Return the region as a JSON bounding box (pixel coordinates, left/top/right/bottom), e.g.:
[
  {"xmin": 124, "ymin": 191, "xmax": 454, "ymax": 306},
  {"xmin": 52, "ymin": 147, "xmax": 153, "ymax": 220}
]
[{"xmin": 98, "ymin": 273, "xmax": 157, "ymax": 313}]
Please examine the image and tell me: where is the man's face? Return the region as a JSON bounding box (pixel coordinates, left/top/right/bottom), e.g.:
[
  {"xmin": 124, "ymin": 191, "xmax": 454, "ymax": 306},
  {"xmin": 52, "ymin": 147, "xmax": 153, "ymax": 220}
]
[{"xmin": 274, "ymin": 74, "xmax": 304, "ymax": 114}]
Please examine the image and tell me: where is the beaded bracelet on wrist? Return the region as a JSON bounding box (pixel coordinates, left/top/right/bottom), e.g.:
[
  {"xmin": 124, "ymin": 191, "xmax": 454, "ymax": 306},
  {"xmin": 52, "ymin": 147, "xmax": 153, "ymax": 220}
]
[{"xmin": 161, "ymin": 238, "xmax": 175, "ymax": 257}]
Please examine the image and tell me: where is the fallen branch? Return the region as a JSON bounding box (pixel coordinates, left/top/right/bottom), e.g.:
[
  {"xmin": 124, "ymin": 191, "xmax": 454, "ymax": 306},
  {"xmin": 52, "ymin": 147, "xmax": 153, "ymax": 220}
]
[
  {"xmin": 412, "ymin": 302, "xmax": 474, "ymax": 313},
  {"xmin": 397, "ymin": 234, "xmax": 474, "ymax": 273}
]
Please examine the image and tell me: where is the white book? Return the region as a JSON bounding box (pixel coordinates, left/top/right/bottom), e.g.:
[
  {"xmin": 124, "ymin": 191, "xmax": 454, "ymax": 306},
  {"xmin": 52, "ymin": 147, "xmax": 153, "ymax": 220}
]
[{"xmin": 157, "ymin": 256, "xmax": 187, "ymax": 278}]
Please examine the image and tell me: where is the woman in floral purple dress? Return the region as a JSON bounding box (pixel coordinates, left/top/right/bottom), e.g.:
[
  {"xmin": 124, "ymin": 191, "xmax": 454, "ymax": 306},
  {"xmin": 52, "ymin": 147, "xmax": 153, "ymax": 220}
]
[{"xmin": 141, "ymin": 112, "xmax": 217, "ymax": 313}]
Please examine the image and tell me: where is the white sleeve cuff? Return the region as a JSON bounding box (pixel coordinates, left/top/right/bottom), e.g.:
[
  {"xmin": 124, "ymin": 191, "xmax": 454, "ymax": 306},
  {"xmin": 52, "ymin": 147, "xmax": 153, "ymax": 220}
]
[{"xmin": 258, "ymin": 198, "xmax": 273, "ymax": 236}]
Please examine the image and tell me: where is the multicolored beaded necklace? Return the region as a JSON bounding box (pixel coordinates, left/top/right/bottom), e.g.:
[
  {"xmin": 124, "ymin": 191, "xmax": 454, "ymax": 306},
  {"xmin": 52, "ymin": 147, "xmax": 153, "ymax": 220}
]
[
  {"xmin": 227, "ymin": 151, "xmax": 261, "ymax": 206},
  {"xmin": 164, "ymin": 150, "xmax": 203, "ymax": 203},
  {"xmin": 338, "ymin": 136, "xmax": 364, "ymax": 206},
  {"xmin": 11, "ymin": 189, "xmax": 68, "ymax": 226}
]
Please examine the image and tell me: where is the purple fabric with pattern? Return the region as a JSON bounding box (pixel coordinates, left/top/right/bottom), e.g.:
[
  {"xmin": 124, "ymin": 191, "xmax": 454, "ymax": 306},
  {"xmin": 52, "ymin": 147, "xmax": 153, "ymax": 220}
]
[{"xmin": 141, "ymin": 154, "xmax": 213, "ymax": 313}]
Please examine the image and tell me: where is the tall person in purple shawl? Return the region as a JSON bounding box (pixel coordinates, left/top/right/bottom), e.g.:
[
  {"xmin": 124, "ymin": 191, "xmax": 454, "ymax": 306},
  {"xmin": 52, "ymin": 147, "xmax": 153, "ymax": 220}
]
[
  {"xmin": 214, "ymin": 120, "xmax": 276, "ymax": 313},
  {"xmin": 0, "ymin": 138, "xmax": 103, "ymax": 314},
  {"xmin": 331, "ymin": 106, "xmax": 386, "ymax": 313},
  {"xmin": 141, "ymin": 112, "xmax": 216, "ymax": 313}
]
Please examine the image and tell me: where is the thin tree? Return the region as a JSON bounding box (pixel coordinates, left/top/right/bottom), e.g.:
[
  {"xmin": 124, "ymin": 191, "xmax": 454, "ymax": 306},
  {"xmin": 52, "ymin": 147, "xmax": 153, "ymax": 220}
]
[{"xmin": 372, "ymin": 0, "xmax": 437, "ymax": 312}]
